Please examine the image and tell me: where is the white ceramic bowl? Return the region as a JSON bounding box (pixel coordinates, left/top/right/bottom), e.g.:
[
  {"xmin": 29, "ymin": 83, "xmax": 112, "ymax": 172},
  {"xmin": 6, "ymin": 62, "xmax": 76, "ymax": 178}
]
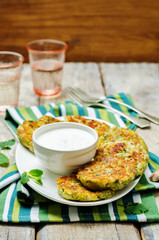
[{"xmin": 32, "ymin": 122, "xmax": 98, "ymax": 175}]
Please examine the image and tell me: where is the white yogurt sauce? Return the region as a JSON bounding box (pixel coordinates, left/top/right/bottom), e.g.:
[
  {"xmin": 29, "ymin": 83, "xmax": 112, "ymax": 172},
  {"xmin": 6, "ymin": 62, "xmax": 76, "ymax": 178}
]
[{"xmin": 37, "ymin": 128, "xmax": 95, "ymax": 151}]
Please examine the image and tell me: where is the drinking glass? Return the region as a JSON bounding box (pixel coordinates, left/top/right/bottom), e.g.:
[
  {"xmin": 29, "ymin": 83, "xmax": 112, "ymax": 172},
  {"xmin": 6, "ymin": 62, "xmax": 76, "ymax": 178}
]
[
  {"xmin": 0, "ymin": 51, "xmax": 24, "ymax": 112},
  {"xmin": 26, "ymin": 39, "xmax": 68, "ymax": 98}
]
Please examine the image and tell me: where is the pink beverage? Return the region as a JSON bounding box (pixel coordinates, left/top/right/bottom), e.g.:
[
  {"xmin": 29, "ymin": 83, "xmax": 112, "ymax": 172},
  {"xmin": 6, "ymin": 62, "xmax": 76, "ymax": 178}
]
[
  {"xmin": 0, "ymin": 67, "xmax": 21, "ymax": 112},
  {"xmin": 0, "ymin": 51, "xmax": 23, "ymax": 113},
  {"xmin": 31, "ymin": 59, "xmax": 63, "ymax": 97},
  {"xmin": 26, "ymin": 39, "xmax": 68, "ymax": 98}
]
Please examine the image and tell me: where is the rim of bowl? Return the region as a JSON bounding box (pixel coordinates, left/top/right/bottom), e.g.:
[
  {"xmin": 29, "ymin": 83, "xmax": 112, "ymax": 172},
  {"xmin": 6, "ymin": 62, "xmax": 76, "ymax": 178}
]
[
  {"xmin": 26, "ymin": 39, "xmax": 68, "ymax": 54},
  {"xmin": 32, "ymin": 122, "xmax": 98, "ymax": 153}
]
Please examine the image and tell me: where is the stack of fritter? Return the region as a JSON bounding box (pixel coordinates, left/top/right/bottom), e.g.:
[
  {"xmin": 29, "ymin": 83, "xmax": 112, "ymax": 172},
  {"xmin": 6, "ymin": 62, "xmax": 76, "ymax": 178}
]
[{"xmin": 17, "ymin": 115, "xmax": 149, "ymax": 202}]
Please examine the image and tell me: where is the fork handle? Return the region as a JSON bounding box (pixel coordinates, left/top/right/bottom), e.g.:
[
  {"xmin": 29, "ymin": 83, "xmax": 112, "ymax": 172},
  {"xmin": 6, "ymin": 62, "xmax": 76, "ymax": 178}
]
[
  {"xmin": 90, "ymin": 103, "xmax": 150, "ymax": 129},
  {"xmin": 100, "ymin": 97, "xmax": 159, "ymax": 125}
]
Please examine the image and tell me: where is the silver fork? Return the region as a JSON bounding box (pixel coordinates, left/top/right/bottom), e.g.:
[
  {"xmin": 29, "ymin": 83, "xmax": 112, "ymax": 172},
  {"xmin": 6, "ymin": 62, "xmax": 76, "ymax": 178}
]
[
  {"xmin": 64, "ymin": 87, "xmax": 150, "ymax": 128},
  {"xmin": 65, "ymin": 87, "xmax": 159, "ymax": 125}
]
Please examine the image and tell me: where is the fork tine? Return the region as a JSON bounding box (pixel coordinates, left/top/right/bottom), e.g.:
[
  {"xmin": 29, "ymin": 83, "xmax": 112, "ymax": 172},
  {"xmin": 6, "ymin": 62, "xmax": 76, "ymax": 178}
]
[
  {"xmin": 75, "ymin": 88, "xmax": 99, "ymax": 101},
  {"xmin": 64, "ymin": 87, "xmax": 84, "ymax": 106},
  {"xmin": 65, "ymin": 87, "xmax": 92, "ymax": 102},
  {"xmin": 64, "ymin": 87, "xmax": 150, "ymax": 128},
  {"xmin": 67, "ymin": 87, "xmax": 101, "ymax": 103},
  {"xmin": 69, "ymin": 87, "xmax": 93, "ymax": 100},
  {"xmin": 66, "ymin": 87, "xmax": 159, "ymax": 125},
  {"xmin": 64, "ymin": 87, "xmax": 84, "ymax": 102}
]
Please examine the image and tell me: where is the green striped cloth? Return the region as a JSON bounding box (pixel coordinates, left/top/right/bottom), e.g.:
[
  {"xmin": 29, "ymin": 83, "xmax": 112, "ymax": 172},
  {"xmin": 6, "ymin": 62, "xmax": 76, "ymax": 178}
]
[{"xmin": 0, "ymin": 92, "xmax": 159, "ymax": 223}]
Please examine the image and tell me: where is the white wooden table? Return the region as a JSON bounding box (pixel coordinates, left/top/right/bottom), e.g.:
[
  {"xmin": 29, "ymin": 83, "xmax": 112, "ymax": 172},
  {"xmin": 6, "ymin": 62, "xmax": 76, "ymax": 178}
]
[{"xmin": 0, "ymin": 63, "xmax": 159, "ymax": 240}]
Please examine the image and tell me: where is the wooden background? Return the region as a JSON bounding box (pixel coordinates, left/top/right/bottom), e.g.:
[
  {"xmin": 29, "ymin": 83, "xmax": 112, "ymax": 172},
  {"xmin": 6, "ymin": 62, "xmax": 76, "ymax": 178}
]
[{"xmin": 0, "ymin": 0, "xmax": 159, "ymax": 62}]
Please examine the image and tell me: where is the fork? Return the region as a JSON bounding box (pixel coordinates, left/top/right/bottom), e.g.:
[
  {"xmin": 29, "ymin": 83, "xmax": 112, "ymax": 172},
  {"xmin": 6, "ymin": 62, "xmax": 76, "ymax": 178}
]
[
  {"xmin": 65, "ymin": 87, "xmax": 159, "ymax": 125},
  {"xmin": 64, "ymin": 87, "xmax": 150, "ymax": 129}
]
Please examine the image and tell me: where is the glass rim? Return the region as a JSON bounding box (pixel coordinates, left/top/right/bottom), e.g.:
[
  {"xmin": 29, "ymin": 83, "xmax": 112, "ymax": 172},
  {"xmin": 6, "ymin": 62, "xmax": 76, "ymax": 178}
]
[
  {"xmin": 26, "ymin": 39, "xmax": 68, "ymax": 54},
  {"xmin": 0, "ymin": 51, "xmax": 24, "ymax": 68}
]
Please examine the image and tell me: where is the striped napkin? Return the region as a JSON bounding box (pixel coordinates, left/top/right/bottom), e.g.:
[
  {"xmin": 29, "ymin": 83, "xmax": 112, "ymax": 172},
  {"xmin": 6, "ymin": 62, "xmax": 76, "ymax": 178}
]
[{"xmin": 0, "ymin": 92, "xmax": 159, "ymax": 223}]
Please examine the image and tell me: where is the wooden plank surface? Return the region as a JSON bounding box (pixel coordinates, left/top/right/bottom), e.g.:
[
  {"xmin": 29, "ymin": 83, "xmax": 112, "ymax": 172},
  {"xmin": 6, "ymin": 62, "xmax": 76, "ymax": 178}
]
[
  {"xmin": 0, "ymin": 63, "xmax": 159, "ymax": 239},
  {"xmin": 141, "ymin": 223, "xmax": 159, "ymax": 240},
  {"xmin": 0, "ymin": 224, "xmax": 35, "ymax": 240},
  {"xmin": 0, "ymin": 1, "xmax": 159, "ymax": 62},
  {"xmin": 37, "ymin": 223, "xmax": 140, "ymax": 240}
]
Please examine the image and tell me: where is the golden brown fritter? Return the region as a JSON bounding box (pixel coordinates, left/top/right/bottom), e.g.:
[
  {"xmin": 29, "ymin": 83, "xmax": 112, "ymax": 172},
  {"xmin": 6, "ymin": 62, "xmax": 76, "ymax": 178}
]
[
  {"xmin": 76, "ymin": 152, "xmax": 148, "ymax": 191},
  {"xmin": 65, "ymin": 115, "xmax": 110, "ymax": 137},
  {"xmin": 56, "ymin": 173, "xmax": 115, "ymax": 201},
  {"xmin": 76, "ymin": 127, "xmax": 149, "ymax": 191},
  {"xmin": 17, "ymin": 116, "xmax": 63, "ymax": 152}
]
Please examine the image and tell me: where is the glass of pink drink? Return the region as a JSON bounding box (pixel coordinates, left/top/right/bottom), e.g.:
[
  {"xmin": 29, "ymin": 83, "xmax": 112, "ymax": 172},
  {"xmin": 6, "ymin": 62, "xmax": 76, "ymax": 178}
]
[
  {"xmin": 26, "ymin": 39, "xmax": 68, "ymax": 98},
  {"xmin": 0, "ymin": 51, "xmax": 24, "ymax": 113}
]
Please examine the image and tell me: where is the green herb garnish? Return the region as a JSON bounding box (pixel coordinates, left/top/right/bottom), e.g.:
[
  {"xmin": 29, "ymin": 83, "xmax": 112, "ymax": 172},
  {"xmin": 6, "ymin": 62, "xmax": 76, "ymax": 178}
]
[
  {"xmin": 0, "ymin": 153, "xmax": 9, "ymax": 167},
  {"xmin": 21, "ymin": 172, "xmax": 30, "ymax": 184},
  {"xmin": 0, "ymin": 139, "xmax": 15, "ymax": 150},
  {"xmin": 118, "ymin": 202, "xmax": 148, "ymax": 215},
  {"xmin": 0, "ymin": 139, "xmax": 16, "ymax": 167},
  {"xmin": 21, "ymin": 169, "xmax": 43, "ymax": 185}
]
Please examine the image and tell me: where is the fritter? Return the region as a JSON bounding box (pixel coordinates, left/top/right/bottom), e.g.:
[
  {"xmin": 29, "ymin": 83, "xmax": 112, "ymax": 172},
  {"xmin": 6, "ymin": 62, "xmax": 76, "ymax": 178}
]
[
  {"xmin": 65, "ymin": 115, "xmax": 110, "ymax": 137},
  {"xmin": 17, "ymin": 120, "xmax": 39, "ymax": 153},
  {"xmin": 17, "ymin": 116, "xmax": 62, "ymax": 152},
  {"xmin": 76, "ymin": 128, "xmax": 149, "ymax": 191},
  {"xmin": 76, "ymin": 153, "xmax": 148, "ymax": 191},
  {"xmin": 37, "ymin": 115, "xmax": 63, "ymax": 126},
  {"xmin": 98, "ymin": 126, "xmax": 148, "ymax": 152},
  {"xmin": 56, "ymin": 173, "xmax": 115, "ymax": 201}
]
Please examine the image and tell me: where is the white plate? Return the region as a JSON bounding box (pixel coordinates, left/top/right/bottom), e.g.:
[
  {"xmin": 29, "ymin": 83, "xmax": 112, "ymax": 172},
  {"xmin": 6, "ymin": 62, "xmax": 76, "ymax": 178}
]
[{"xmin": 16, "ymin": 117, "xmax": 140, "ymax": 207}]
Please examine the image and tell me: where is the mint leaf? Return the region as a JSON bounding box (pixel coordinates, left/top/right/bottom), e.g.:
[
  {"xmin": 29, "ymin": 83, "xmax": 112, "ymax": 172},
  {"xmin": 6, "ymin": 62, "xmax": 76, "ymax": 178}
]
[
  {"xmin": 0, "ymin": 153, "xmax": 9, "ymax": 167},
  {"xmin": 21, "ymin": 169, "xmax": 43, "ymax": 185},
  {"xmin": 119, "ymin": 202, "xmax": 148, "ymax": 215},
  {"xmin": 28, "ymin": 169, "xmax": 43, "ymax": 180},
  {"xmin": 0, "ymin": 139, "xmax": 16, "ymax": 150},
  {"xmin": 21, "ymin": 172, "xmax": 29, "ymax": 184},
  {"xmin": 125, "ymin": 203, "xmax": 148, "ymax": 215},
  {"xmin": 35, "ymin": 179, "xmax": 43, "ymax": 185}
]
